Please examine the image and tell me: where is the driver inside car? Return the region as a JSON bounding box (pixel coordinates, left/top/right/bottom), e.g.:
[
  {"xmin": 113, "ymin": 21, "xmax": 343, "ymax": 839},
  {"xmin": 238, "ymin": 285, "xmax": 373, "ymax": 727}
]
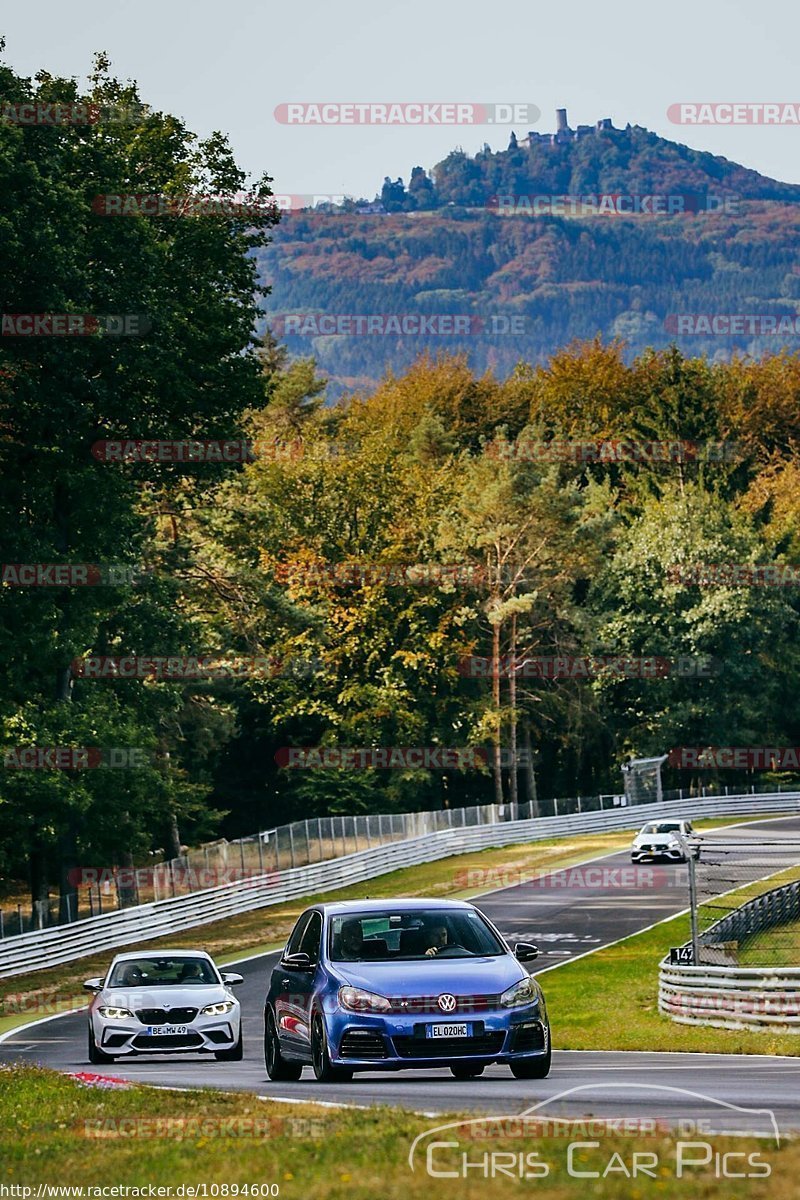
[
  {"xmin": 423, "ymin": 920, "xmax": 449, "ymax": 956},
  {"xmin": 339, "ymin": 919, "xmax": 365, "ymax": 960}
]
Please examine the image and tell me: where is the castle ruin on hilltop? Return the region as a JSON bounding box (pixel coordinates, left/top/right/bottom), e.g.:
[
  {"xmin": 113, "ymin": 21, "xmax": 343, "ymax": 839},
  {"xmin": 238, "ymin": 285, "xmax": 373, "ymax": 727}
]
[{"xmin": 520, "ymin": 108, "xmax": 616, "ymax": 148}]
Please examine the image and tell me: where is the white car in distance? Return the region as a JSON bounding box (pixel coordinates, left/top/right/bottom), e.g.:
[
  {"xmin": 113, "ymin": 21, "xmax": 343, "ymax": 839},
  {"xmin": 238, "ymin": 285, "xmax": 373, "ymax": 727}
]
[
  {"xmin": 84, "ymin": 949, "xmax": 243, "ymax": 1064},
  {"xmin": 630, "ymin": 819, "xmax": 700, "ymax": 863}
]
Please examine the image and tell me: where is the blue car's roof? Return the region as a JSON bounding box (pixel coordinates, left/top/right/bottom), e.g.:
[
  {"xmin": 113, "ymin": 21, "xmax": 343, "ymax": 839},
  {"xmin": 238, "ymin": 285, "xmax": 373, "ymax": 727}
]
[{"xmin": 317, "ymin": 898, "xmax": 475, "ymax": 916}]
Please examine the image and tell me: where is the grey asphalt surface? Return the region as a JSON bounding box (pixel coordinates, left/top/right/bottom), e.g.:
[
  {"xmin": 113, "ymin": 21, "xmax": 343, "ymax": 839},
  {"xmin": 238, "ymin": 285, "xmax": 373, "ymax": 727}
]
[{"xmin": 2, "ymin": 814, "xmax": 799, "ymax": 1134}]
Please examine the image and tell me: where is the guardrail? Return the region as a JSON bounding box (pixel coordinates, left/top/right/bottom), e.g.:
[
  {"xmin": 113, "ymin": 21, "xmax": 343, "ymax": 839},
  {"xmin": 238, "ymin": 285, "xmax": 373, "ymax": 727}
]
[
  {"xmin": 2, "ymin": 791, "xmax": 798, "ymax": 979},
  {"xmin": 659, "ymin": 877, "xmax": 800, "ymax": 1032},
  {"xmin": 7, "ymin": 780, "xmax": 791, "ymax": 937},
  {"xmin": 659, "ymin": 962, "xmax": 800, "ymax": 1031}
]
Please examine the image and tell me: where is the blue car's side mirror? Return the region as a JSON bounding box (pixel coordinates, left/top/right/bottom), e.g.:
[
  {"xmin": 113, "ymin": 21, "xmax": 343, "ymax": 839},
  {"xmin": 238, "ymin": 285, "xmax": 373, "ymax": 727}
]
[
  {"xmin": 514, "ymin": 942, "xmax": 539, "ymax": 962},
  {"xmin": 281, "ymin": 952, "xmax": 315, "ymax": 971}
]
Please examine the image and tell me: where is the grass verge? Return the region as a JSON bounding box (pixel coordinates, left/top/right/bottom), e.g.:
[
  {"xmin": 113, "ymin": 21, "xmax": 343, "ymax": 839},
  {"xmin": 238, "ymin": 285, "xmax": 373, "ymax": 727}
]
[{"xmin": 0, "ymin": 1064, "xmax": 794, "ymax": 1197}]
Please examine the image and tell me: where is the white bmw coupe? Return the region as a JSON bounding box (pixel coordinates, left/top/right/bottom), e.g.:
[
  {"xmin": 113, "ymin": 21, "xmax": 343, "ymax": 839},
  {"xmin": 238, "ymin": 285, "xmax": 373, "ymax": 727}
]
[{"xmin": 84, "ymin": 949, "xmax": 243, "ymax": 1063}]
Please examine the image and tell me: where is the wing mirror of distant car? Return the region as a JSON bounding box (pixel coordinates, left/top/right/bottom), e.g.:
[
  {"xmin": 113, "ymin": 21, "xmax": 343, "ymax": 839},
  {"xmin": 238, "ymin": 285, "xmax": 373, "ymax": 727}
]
[
  {"xmin": 83, "ymin": 978, "xmax": 104, "ymax": 992},
  {"xmin": 281, "ymin": 952, "xmax": 315, "ymax": 971},
  {"xmin": 221, "ymin": 972, "xmax": 244, "ymax": 986},
  {"xmin": 514, "ymin": 942, "xmax": 539, "ymax": 962}
]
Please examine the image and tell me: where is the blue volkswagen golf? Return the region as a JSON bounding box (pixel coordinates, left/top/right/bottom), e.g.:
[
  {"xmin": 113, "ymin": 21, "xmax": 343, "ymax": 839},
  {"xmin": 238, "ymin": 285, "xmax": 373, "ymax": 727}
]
[{"xmin": 263, "ymin": 899, "xmax": 550, "ymax": 1082}]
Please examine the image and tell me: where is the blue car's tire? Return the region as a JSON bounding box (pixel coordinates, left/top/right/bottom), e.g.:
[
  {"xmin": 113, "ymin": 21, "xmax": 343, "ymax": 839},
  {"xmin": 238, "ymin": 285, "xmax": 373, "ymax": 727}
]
[
  {"xmin": 311, "ymin": 1014, "xmax": 353, "ymax": 1083},
  {"xmin": 264, "ymin": 1009, "xmax": 303, "ymax": 1081},
  {"xmin": 510, "ymin": 1045, "xmax": 551, "ymax": 1079}
]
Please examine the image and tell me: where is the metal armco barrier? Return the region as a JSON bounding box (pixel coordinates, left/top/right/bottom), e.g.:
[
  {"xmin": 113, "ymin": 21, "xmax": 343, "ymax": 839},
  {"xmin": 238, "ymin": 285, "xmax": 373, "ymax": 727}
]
[
  {"xmin": 2, "ymin": 792, "xmax": 798, "ymax": 979},
  {"xmin": 659, "ymin": 962, "xmax": 800, "ymax": 1032}
]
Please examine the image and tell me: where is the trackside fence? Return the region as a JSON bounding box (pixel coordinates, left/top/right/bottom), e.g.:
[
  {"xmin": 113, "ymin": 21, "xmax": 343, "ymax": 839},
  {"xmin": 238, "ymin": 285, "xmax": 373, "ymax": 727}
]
[
  {"xmin": 3, "ymin": 780, "xmax": 794, "ymax": 935},
  {"xmin": 1, "ymin": 792, "xmax": 797, "ymax": 979}
]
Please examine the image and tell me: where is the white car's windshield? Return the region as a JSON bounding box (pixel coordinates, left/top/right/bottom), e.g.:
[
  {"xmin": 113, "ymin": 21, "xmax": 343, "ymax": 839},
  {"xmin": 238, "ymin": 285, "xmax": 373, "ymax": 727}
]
[
  {"xmin": 107, "ymin": 957, "xmax": 218, "ymax": 987},
  {"xmin": 640, "ymin": 823, "xmax": 682, "ymax": 835},
  {"xmin": 329, "ymin": 909, "xmax": 505, "ymax": 961}
]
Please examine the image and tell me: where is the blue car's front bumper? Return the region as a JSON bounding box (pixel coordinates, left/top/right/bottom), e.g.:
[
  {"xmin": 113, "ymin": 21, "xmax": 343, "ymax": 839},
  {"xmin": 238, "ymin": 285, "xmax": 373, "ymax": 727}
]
[{"xmin": 325, "ymin": 1005, "xmax": 549, "ymax": 1069}]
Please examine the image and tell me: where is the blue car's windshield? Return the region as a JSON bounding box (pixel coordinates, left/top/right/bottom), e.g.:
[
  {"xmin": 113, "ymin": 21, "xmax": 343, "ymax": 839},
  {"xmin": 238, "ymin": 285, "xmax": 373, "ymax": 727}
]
[{"xmin": 328, "ymin": 909, "xmax": 505, "ymax": 961}]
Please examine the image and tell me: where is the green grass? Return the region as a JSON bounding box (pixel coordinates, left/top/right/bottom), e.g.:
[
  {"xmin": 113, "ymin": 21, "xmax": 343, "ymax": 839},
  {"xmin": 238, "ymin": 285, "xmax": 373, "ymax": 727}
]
[
  {"xmin": 739, "ymin": 917, "xmax": 800, "ymax": 967},
  {"xmin": 0, "ymin": 1064, "xmax": 794, "ymax": 1198}
]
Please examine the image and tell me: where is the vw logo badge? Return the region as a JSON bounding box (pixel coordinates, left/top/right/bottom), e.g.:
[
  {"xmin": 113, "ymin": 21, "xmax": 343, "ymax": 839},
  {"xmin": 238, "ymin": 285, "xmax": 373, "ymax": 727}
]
[{"xmin": 437, "ymin": 993, "xmax": 457, "ymax": 1013}]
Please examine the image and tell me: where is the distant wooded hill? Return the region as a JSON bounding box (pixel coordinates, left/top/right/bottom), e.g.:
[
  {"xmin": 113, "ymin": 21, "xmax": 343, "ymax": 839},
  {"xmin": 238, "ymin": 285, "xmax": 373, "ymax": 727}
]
[{"xmin": 257, "ymin": 119, "xmax": 800, "ymax": 396}]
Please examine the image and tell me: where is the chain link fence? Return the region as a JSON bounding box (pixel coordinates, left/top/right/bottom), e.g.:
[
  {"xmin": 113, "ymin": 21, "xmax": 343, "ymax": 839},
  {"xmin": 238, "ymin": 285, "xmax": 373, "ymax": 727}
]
[
  {"xmin": 690, "ymin": 826, "xmax": 800, "ymax": 966},
  {"xmin": 2, "ymin": 777, "xmax": 798, "ymax": 938}
]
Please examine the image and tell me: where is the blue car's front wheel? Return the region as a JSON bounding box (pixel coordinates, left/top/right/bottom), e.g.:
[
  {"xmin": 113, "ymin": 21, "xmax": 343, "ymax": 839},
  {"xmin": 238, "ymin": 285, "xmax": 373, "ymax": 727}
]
[
  {"xmin": 264, "ymin": 1009, "xmax": 303, "ymax": 1082},
  {"xmin": 311, "ymin": 1014, "xmax": 353, "ymax": 1083},
  {"xmin": 510, "ymin": 1044, "xmax": 552, "ymax": 1079}
]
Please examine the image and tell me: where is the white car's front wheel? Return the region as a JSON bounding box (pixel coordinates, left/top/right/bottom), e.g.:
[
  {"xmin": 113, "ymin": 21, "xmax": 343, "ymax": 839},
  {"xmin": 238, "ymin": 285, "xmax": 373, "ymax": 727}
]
[
  {"xmin": 214, "ymin": 1029, "xmax": 244, "ymax": 1061},
  {"xmin": 87, "ymin": 1024, "xmax": 116, "ymax": 1065}
]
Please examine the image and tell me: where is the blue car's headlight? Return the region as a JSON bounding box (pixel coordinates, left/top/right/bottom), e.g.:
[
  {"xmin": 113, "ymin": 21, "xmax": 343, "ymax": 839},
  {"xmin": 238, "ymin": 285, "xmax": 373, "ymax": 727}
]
[
  {"xmin": 98, "ymin": 1006, "xmax": 132, "ymax": 1020},
  {"xmin": 500, "ymin": 977, "xmax": 539, "ymax": 1008},
  {"xmin": 338, "ymin": 986, "xmax": 391, "ymax": 1013}
]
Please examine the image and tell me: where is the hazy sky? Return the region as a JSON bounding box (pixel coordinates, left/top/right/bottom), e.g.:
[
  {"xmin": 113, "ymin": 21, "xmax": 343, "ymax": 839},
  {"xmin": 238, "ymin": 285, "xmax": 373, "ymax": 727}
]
[{"xmin": 2, "ymin": 0, "xmax": 799, "ymax": 199}]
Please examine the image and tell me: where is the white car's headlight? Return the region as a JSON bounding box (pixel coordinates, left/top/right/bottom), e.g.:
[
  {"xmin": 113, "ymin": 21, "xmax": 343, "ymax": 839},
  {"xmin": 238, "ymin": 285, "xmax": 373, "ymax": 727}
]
[
  {"xmin": 201, "ymin": 1001, "xmax": 236, "ymax": 1016},
  {"xmin": 98, "ymin": 1006, "xmax": 132, "ymax": 1020},
  {"xmin": 500, "ymin": 977, "xmax": 539, "ymax": 1008},
  {"xmin": 338, "ymin": 986, "xmax": 391, "ymax": 1013}
]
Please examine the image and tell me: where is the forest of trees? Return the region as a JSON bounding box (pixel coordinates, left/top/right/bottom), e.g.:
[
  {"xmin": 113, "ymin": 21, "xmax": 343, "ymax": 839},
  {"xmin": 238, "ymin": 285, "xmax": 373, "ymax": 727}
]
[{"xmin": 3, "ymin": 51, "xmax": 800, "ymax": 916}]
